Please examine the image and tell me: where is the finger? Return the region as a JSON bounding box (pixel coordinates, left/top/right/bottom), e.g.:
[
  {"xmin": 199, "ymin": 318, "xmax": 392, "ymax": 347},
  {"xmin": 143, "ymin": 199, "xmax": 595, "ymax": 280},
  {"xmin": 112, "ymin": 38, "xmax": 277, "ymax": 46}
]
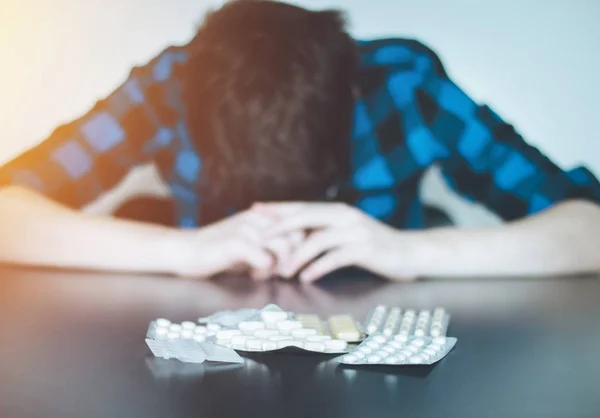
[
  {"xmin": 282, "ymin": 228, "xmax": 352, "ymax": 277},
  {"xmin": 252, "ymin": 202, "xmax": 310, "ymax": 216},
  {"xmin": 264, "ymin": 236, "xmax": 293, "ymax": 278},
  {"xmin": 300, "ymin": 247, "xmax": 358, "ymax": 283},
  {"xmin": 233, "ymin": 240, "xmax": 275, "ymax": 278},
  {"xmin": 265, "ymin": 205, "xmax": 353, "ymax": 238}
]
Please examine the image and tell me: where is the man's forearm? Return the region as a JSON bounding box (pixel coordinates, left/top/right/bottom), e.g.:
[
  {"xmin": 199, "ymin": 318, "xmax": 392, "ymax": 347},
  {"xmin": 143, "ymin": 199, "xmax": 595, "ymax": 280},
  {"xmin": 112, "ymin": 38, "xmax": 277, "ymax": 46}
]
[
  {"xmin": 0, "ymin": 186, "xmax": 184, "ymax": 274},
  {"xmin": 413, "ymin": 200, "xmax": 600, "ymax": 278}
]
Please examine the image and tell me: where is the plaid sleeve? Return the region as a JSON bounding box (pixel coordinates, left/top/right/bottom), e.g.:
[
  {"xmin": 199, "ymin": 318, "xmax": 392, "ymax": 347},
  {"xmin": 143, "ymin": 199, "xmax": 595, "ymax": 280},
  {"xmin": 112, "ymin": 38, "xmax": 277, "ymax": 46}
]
[
  {"xmin": 406, "ymin": 42, "xmax": 600, "ymax": 220},
  {"xmin": 0, "ymin": 51, "xmax": 179, "ymax": 209}
]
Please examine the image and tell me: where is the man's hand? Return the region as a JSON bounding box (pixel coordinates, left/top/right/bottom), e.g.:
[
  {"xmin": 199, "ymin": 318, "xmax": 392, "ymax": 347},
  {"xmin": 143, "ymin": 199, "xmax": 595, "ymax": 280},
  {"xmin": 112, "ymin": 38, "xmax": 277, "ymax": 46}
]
[{"xmin": 256, "ymin": 202, "xmax": 424, "ymax": 282}]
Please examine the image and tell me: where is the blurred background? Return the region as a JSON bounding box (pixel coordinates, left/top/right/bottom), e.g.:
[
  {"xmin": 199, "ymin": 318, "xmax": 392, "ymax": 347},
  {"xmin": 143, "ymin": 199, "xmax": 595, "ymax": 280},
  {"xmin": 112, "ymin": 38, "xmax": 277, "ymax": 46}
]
[{"xmin": 1, "ymin": 0, "xmax": 598, "ymax": 226}]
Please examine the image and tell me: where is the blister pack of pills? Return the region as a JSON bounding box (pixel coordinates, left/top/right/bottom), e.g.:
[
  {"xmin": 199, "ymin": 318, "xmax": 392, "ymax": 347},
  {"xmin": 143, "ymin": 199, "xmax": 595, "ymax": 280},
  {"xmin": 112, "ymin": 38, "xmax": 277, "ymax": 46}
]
[
  {"xmin": 339, "ymin": 334, "xmax": 456, "ymax": 366},
  {"xmin": 145, "ymin": 318, "xmax": 243, "ymax": 364},
  {"xmin": 210, "ymin": 305, "xmax": 353, "ymax": 354},
  {"xmin": 364, "ymin": 306, "xmax": 450, "ymax": 338}
]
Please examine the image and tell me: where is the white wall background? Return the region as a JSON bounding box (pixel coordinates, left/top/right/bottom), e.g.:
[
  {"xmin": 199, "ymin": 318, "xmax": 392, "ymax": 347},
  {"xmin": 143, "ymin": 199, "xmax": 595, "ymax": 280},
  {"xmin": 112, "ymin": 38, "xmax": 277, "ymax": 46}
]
[{"xmin": 1, "ymin": 0, "xmax": 598, "ymax": 225}]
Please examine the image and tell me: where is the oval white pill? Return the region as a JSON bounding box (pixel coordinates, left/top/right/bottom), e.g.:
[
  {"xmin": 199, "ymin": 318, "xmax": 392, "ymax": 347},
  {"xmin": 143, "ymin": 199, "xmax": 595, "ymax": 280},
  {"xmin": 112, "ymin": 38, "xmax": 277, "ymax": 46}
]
[
  {"xmin": 376, "ymin": 350, "xmax": 390, "ymax": 358},
  {"xmin": 207, "ymin": 323, "xmax": 221, "ymax": 332},
  {"xmin": 291, "ymin": 328, "xmax": 318, "ymax": 338},
  {"xmin": 231, "ymin": 335, "xmax": 249, "ymax": 346},
  {"xmin": 420, "ymin": 352, "xmax": 431, "ymax": 361},
  {"xmin": 239, "ymin": 321, "xmax": 265, "ymax": 332},
  {"xmin": 261, "ymin": 341, "xmax": 278, "ymax": 351},
  {"xmin": 367, "ymin": 355, "xmax": 382, "ymax": 363},
  {"xmin": 193, "ymin": 334, "xmax": 206, "ymax": 343},
  {"xmin": 430, "ymin": 328, "xmax": 442, "ymax": 337},
  {"xmin": 414, "ymin": 329, "xmax": 426, "ymax": 337},
  {"xmin": 382, "ymin": 346, "xmax": 396, "ymax": 354},
  {"xmin": 366, "ymin": 340, "xmax": 380, "ymax": 349},
  {"xmin": 156, "ymin": 318, "xmax": 171, "ymax": 328},
  {"xmin": 358, "ymin": 345, "xmax": 373, "ymax": 354},
  {"xmin": 354, "ymin": 351, "xmax": 366, "ymax": 360},
  {"xmin": 400, "ymin": 349, "xmax": 413, "ymax": 357},
  {"xmin": 254, "ymin": 329, "xmax": 279, "ymax": 339},
  {"xmin": 181, "ymin": 330, "xmax": 194, "ymax": 339},
  {"xmin": 303, "ymin": 342, "xmax": 326, "ymax": 352},
  {"xmin": 373, "ymin": 335, "xmax": 387, "ymax": 343},
  {"xmin": 428, "ymin": 343, "xmax": 443, "ymax": 352},
  {"xmin": 406, "ymin": 345, "xmax": 419, "ymax": 354},
  {"xmin": 394, "ymin": 335, "xmax": 408, "ymax": 343},
  {"xmin": 343, "ymin": 354, "xmax": 358, "ymax": 364},
  {"xmin": 325, "ymin": 339, "xmax": 347, "ymax": 351},
  {"xmin": 167, "ymin": 331, "xmax": 180, "ymax": 339},
  {"xmin": 245, "ymin": 339, "xmax": 264, "ymax": 350},
  {"xmin": 389, "ymin": 341, "xmax": 404, "ymax": 349},
  {"xmin": 423, "ymin": 348, "xmax": 437, "ymax": 356},
  {"xmin": 216, "ymin": 329, "xmax": 242, "ymax": 340},
  {"xmin": 155, "ymin": 327, "xmax": 168, "ymax": 337},
  {"xmin": 396, "ymin": 354, "xmax": 407, "ymax": 362},
  {"xmin": 366, "ymin": 324, "xmax": 379, "ymax": 334},
  {"xmin": 385, "ymin": 356, "xmax": 399, "ymax": 365},
  {"xmin": 276, "ymin": 320, "xmax": 302, "ymax": 332},
  {"xmin": 269, "ymin": 335, "xmax": 291, "ymax": 342},
  {"xmin": 169, "ymin": 324, "xmax": 182, "ymax": 332},
  {"xmin": 181, "ymin": 321, "xmax": 196, "ymax": 330},
  {"xmin": 411, "ymin": 338, "xmax": 426, "ymax": 347},
  {"xmin": 260, "ymin": 310, "xmax": 288, "ymax": 323}
]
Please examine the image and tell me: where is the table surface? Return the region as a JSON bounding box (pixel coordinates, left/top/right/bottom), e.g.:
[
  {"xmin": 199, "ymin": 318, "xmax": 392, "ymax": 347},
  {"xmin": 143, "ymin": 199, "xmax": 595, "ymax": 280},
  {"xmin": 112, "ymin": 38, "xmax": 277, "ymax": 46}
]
[{"xmin": 0, "ymin": 267, "xmax": 599, "ymax": 418}]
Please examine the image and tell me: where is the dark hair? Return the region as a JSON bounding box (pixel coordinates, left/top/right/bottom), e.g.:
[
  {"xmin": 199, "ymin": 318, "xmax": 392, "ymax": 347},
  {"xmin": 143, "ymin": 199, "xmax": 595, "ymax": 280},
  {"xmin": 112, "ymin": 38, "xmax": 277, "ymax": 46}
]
[{"xmin": 184, "ymin": 0, "xmax": 358, "ymax": 210}]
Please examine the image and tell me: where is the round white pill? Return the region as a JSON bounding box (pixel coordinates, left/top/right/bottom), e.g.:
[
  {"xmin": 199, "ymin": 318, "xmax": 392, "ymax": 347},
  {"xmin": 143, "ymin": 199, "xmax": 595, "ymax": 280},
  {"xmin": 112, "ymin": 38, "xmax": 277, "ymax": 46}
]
[
  {"xmin": 181, "ymin": 330, "xmax": 194, "ymax": 339},
  {"xmin": 291, "ymin": 328, "xmax": 318, "ymax": 338},
  {"xmin": 167, "ymin": 331, "xmax": 180, "ymax": 339},
  {"xmin": 428, "ymin": 343, "xmax": 443, "ymax": 352},
  {"xmin": 373, "ymin": 335, "xmax": 387, "ymax": 343},
  {"xmin": 343, "ymin": 354, "xmax": 358, "ymax": 364},
  {"xmin": 385, "ymin": 356, "xmax": 400, "ymax": 365},
  {"xmin": 181, "ymin": 321, "xmax": 196, "ymax": 330},
  {"xmin": 382, "ymin": 346, "xmax": 396, "ymax": 354},
  {"xmin": 238, "ymin": 321, "xmax": 265, "ymax": 332},
  {"xmin": 358, "ymin": 345, "xmax": 373, "ymax": 354},
  {"xmin": 400, "ymin": 349, "xmax": 413, "ymax": 357},
  {"xmin": 406, "ymin": 345, "xmax": 420, "ymax": 354},
  {"xmin": 245, "ymin": 339, "xmax": 264, "ymax": 350},
  {"xmin": 411, "ymin": 338, "xmax": 426, "ymax": 348},
  {"xmin": 303, "ymin": 342, "xmax": 326, "ymax": 352},
  {"xmin": 169, "ymin": 324, "xmax": 182, "ymax": 332},
  {"xmin": 367, "ymin": 355, "xmax": 382, "ymax": 363},
  {"xmin": 194, "ymin": 326, "xmax": 208, "ymax": 334},
  {"xmin": 433, "ymin": 337, "xmax": 447, "ymax": 345},
  {"xmin": 389, "ymin": 341, "xmax": 404, "ymax": 349},
  {"xmin": 366, "ymin": 340, "xmax": 380, "ymax": 349},
  {"xmin": 423, "ymin": 348, "xmax": 437, "ymax": 356},
  {"xmin": 394, "ymin": 335, "xmax": 408, "ymax": 343},
  {"xmin": 325, "ymin": 339, "xmax": 347, "ymax": 351},
  {"xmin": 261, "ymin": 341, "xmax": 278, "ymax": 351},
  {"xmin": 306, "ymin": 335, "xmax": 331, "ymax": 342},
  {"xmin": 155, "ymin": 327, "xmax": 168, "ymax": 337},
  {"xmin": 254, "ymin": 329, "xmax": 279, "ymax": 339},
  {"xmin": 156, "ymin": 318, "xmax": 171, "ymax": 328},
  {"xmin": 216, "ymin": 329, "xmax": 242, "ymax": 340},
  {"xmin": 409, "ymin": 355, "xmax": 424, "ymax": 364},
  {"xmin": 193, "ymin": 334, "xmax": 206, "ymax": 343},
  {"xmin": 207, "ymin": 323, "xmax": 221, "ymax": 332},
  {"xmin": 231, "ymin": 335, "xmax": 249, "ymax": 346},
  {"xmin": 376, "ymin": 350, "xmax": 390, "ymax": 358}
]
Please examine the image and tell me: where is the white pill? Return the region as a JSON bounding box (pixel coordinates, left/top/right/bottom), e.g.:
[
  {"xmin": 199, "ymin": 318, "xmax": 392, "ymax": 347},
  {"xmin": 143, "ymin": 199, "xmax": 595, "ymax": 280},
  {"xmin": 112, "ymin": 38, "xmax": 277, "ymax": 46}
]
[
  {"xmin": 181, "ymin": 330, "xmax": 194, "ymax": 339},
  {"xmin": 306, "ymin": 335, "xmax": 331, "ymax": 342},
  {"xmin": 155, "ymin": 327, "xmax": 168, "ymax": 337},
  {"xmin": 381, "ymin": 346, "xmax": 396, "ymax": 354},
  {"xmin": 194, "ymin": 326, "xmax": 208, "ymax": 334},
  {"xmin": 156, "ymin": 318, "xmax": 171, "ymax": 328},
  {"xmin": 167, "ymin": 331, "xmax": 180, "ymax": 339},
  {"xmin": 291, "ymin": 328, "xmax": 318, "ymax": 338},
  {"xmin": 383, "ymin": 328, "xmax": 395, "ymax": 336},
  {"xmin": 366, "ymin": 324, "xmax": 379, "ymax": 334},
  {"xmin": 394, "ymin": 335, "xmax": 408, "ymax": 343},
  {"xmin": 358, "ymin": 345, "xmax": 373, "ymax": 354},
  {"xmin": 303, "ymin": 342, "xmax": 326, "ymax": 352},
  {"xmin": 260, "ymin": 310, "xmax": 288, "ymax": 323},
  {"xmin": 169, "ymin": 324, "xmax": 182, "ymax": 332},
  {"xmin": 343, "ymin": 354, "xmax": 358, "ymax": 364},
  {"xmin": 433, "ymin": 337, "xmax": 447, "ymax": 345},
  {"xmin": 414, "ymin": 329, "xmax": 426, "ymax": 337},
  {"xmin": 216, "ymin": 339, "xmax": 232, "ymax": 347},
  {"xmin": 422, "ymin": 347, "xmax": 435, "ymax": 356},
  {"xmin": 366, "ymin": 340, "xmax": 380, "ymax": 349},
  {"xmin": 254, "ymin": 329, "xmax": 279, "ymax": 339},
  {"xmin": 373, "ymin": 335, "xmax": 387, "ymax": 343},
  {"xmin": 354, "ymin": 351, "xmax": 367, "ymax": 360},
  {"xmin": 239, "ymin": 321, "xmax": 265, "ymax": 332},
  {"xmin": 389, "ymin": 341, "xmax": 404, "ymax": 349},
  {"xmin": 216, "ymin": 329, "xmax": 242, "ymax": 340},
  {"xmin": 411, "ymin": 338, "xmax": 426, "ymax": 347},
  {"xmin": 420, "ymin": 352, "xmax": 431, "ymax": 362},
  {"xmin": 428, "ymin": 343, "xmax": 443, "ymax": 352},
  {"xmin": 276, "ymin": 320, "xmax": 302, "ymax": 332},
  {"xmin": 269, "ymin": 335, "xmax": 291, "ymax": 342},
  {"xmin": 409, "ymin": 355, "xmax": 424, "ymax": 364},
  {"xmin": 230, "ymin": 335, "xmax": 248, "ymax": 345},
  {"xmin": 430, "ymin": 328, "xmax": 442, "ymax": 337},
  {"xmin": 400, "ymin": 349, "xmax": 413, "ymax": 357},
  {"xmin": 193, "ymin": 334, "xmax": 206, "ymax": 343},
  {"xmin": 207, "ymin": 323, "xmax": 221, "ymax": 332},
  {"xmin": 325, "ymin": 339, "xmax": 347, "ymax": 351},
  {"xmin": 262, "ymin": 341, "xmax": 278, "ymax": 351},
  {"xmin": 277, "ymin": 340, "xmax": 304, "ymax": 349},
  {"xmin": 406, "ymin": 345, "xmax": 420, "ymax": 354},
  {"xmin": 245, "ymin": 339, "xmax": 264, "ymax": 350},
  {"xmin": 385, "ymin": 356, "xmax": 400, "ymax": 365},
  {"xmin": 367, "ymin": 355, "xmax": 382, "ymax": 363},
  {"xmin": 376, "ymin": 350, "xmax": 390, "ymax": 358},
  {"xmin": 396, "ymin": 354, "xmax": 407, "ymax": 362},
  {"xmin": 181, "ymin": 321, "xmax": 196, "ymax": 330}
]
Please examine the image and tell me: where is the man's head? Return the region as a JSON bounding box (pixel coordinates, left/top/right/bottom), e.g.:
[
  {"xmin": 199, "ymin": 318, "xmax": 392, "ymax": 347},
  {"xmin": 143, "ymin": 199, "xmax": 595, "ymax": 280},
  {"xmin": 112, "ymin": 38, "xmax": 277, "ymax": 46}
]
[{"xmin": 184, "ymin": 0, "xmax": 358, "ymax": 210}]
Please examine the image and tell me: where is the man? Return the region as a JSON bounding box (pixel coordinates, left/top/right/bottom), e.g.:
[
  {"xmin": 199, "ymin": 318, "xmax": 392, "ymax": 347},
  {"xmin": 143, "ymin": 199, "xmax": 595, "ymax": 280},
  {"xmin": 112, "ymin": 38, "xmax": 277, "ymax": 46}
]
[{"xmin": 1, "ymin": 0, "xmax": 599, "ymax": 282}]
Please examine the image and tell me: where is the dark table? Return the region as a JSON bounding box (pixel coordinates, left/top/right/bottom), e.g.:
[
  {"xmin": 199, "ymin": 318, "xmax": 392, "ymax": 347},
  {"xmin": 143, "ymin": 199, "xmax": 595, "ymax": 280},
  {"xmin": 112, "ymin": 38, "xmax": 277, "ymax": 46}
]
[{"xmin": 0, "ymin": 267, "xmax": 599, "ymax": 418}]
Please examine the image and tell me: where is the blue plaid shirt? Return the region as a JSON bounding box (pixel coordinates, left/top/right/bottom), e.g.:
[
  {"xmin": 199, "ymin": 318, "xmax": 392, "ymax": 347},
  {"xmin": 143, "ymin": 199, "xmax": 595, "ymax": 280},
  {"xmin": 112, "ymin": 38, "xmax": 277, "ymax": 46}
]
[{"xmin": 2, "ymin": 38, "xmax": 599, "ymax": 228}]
